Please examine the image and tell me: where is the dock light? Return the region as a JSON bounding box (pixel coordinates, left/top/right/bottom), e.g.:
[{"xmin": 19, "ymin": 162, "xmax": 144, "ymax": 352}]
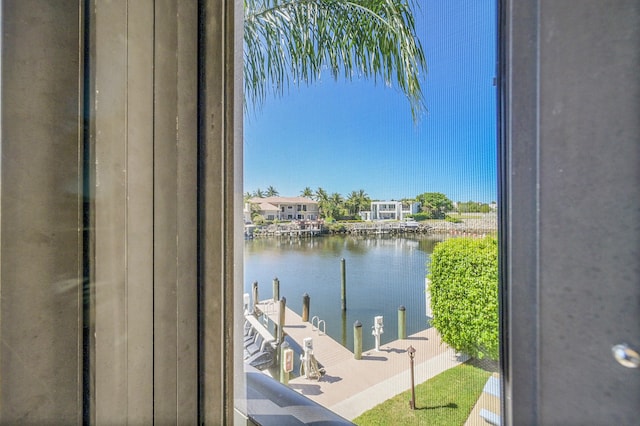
[{"xmin": 407, "ymin": 345, "xmax": 416, "ymax": 410}]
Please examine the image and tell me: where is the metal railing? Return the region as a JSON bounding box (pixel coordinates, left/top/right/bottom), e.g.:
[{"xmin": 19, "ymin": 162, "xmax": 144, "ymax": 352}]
[{"xmin": 310, "ymin": 316, "xmax": 326, "ymax": 335}]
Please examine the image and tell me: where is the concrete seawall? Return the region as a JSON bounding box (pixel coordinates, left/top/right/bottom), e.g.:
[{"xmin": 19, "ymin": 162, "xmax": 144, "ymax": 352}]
[{"xmin": 248, "ymin": 214, "xmax": 497, "ymax": 238}]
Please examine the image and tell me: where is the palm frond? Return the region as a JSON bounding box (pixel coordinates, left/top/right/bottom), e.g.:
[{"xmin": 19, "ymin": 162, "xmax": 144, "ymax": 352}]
[{"xmin": 244, "ymin": 0, "xmax": 427, "ymax": 120}]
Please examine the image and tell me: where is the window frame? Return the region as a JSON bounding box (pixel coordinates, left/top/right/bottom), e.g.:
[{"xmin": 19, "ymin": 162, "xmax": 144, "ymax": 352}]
[{"xmin": 2, "ymin": 0, "xmax": 639, "ymax": 424}]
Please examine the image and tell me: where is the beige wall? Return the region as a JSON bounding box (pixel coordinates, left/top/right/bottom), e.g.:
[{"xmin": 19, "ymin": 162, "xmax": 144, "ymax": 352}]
[
  {"xmin": 1, "ymin": 1, "xmax": 240, "ymax": 423},
  {"xmin": 1, "ymin": 1, "xmax": 83, "ymax": 422}
]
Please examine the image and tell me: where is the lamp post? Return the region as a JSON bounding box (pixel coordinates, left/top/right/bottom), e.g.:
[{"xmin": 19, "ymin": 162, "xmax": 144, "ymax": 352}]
[{"xmin": 407, "ymin": 345, "xmax": 416, "ymax": 410}]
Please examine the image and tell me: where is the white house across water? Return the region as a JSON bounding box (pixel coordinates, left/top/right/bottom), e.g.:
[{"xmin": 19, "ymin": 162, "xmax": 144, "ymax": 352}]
[{"xmin": 360, "ymin": 200, "xmax": 420, "ymax": 221}]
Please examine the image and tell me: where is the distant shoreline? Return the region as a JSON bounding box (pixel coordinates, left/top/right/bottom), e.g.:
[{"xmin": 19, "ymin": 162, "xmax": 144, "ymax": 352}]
[{"xmin": 247, "ymin": 214, "xmax": 497, "ymax": 239}]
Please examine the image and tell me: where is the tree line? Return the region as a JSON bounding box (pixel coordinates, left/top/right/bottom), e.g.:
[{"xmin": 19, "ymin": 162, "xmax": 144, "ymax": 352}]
[
  {"xmin": 245, "ymin": 186, "xmax": 370, "ymax": 221},
  {"xmin": 245, "ymin": 187, "xmax": 494, "ymax": 222}
]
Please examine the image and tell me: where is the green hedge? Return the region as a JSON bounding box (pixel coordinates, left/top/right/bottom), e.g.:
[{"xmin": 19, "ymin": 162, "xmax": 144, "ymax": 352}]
[
  {"xmin": 427, "ymin": 236, "xmax": 498, "ymax": 360},
  {"xmin": 410, "ymin": 212, "xmax": 432, "ymax": 221},
  {"xmin": 444, "ymin": 215, "xmax": 462, "ymax": 223}
]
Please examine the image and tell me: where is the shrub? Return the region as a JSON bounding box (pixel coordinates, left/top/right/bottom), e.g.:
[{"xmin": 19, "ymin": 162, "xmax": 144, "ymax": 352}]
[
  {"xmin": 327, "ymin": 222, "xmax": 346, "ymax": 233},
  {"xmin": 427, "ymin": 236, "xmax": 498, "ymax": 360},
  {"xmin": 410, "ymin": 212, "xmax": 432, "ymax": 221},
  {"xmin": 444, "ymin": 215, "xmax": 462, "ymax": 223}
]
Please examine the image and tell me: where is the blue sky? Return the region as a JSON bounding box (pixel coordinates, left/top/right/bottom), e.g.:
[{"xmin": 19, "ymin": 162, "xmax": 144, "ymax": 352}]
[{"xmin": 244, "ymin": 0, "xmax": 497, "ymax": 203}]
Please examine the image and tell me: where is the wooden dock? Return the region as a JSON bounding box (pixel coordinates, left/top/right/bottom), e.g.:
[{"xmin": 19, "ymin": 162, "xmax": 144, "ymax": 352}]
[{"xmin": 255, "ymin": 300, "xmax": 465, "ymax": 420}]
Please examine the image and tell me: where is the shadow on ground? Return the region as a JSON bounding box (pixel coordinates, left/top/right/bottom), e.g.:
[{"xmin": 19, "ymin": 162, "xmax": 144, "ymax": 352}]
[
  {"xmin": 289, "ymin": 383, "xmax": 323, "ymax": 396},
  {"xmin": 465, "ymin": 358, "xmax": 499, "ymax": 373},
  {"xmin": 417, "ymin": 402, "xmax": 458, "ymax": 410},
  {"xmin": 361, "ymin": 354, "xmax": 388, "ymax": 361},
  {"xmin": 320, "ymin": 374, "xmax": 342, "ymax": 384}
]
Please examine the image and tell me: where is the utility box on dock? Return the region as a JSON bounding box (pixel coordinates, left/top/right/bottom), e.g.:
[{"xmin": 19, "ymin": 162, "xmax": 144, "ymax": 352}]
[
  {"xmin": 283, "ymin": 348, "xmax": 294, "ymax": 373},
  {"xmin": 372, "ymin": 316, "xmax": 384, "ymax": 351}
]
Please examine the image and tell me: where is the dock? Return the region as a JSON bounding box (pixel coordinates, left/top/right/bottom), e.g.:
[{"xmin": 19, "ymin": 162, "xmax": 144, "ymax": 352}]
[
  {"xmin": 255, "ymin": 301, "xmax": 466, "ymax": 420},
  {"xmin": 249, "ymin": 221, "xmax": 323, "ymax": 239},
  {"xmin": 346, "ymin": 221, "xmax": 425, "ymax": 234}
]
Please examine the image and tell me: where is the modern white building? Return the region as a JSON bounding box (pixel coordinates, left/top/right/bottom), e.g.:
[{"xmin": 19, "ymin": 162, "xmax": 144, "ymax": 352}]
[
  {"xmin": 360, "ymin": 200, "xmax": 420, "ymax": 221},
  {"xmin": 245, "ymin": 196, "xmax": 319, "ymax": 222}
]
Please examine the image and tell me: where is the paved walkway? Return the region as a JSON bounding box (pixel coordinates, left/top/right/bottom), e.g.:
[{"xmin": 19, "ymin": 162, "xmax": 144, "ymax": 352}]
[
  {"xmin": 257, "ymin": 302, "xmax": 467, "ymax": 420},
  {"xmin": 465, "ymin": 374, "xmax": 501, "ymax": 426}
]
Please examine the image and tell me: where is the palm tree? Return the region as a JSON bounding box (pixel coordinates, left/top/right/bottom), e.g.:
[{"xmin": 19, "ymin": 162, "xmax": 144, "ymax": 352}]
[
  {"xmin": 253, "ymin": 188, "xmax": 265, "ymax": 198},
  {"xmin": 314, "ymin": 187, "xmax": 330, "ymax": 218},
  {"xmin": 328, "ymin": 192, "xmax": 346, "ymax": 220},
  {"xmin": 314, "ymin": 187, "xmax": 329, "ymax": 203},
  {"xmin": 346, "ymin": 189, "xmax": 370, "ymax": 216},
  {"xmin": 244, "ymin": 0, "xmax": 427, "ymax": 120},
  {"xmin": 346, "ymin": 191, "xmax": 359, "ymax": 216},
  {"xmin": 265, "ymin": 185, "xmax": 279, "ymax": 197},
  {"xmin": 354, "ymin": 189, "xmax": 370, "ymax": 213},
  {"xmin": 300, "ymin": 187, "xmax": 314, "ymax": 198}
]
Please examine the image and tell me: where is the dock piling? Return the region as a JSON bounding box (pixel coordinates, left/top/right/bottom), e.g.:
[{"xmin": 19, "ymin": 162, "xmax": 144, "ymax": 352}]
[
  {"xmin": 398, "ymin": 305, "xmax": 406, "ymax": 339},
  {"xmin": 252, "ymin": 281, "xmax": 259, "ymax": 312},
  {"xmin": 354, "ymin": 320, "xmax": 362, "ymax": 360},
  {"xmin": 277, "ymin": 297, "xmax": 286, "ymax": 343},
  {"xmin": 302, "ymin": 293, "xmax": 310, "ymax": 322},
  {"xmin": 341, "ymin": 258, "xmax": 347, "ymax": 311},
  {"xmin": 272, "ymin": 277, "xmax": 280, "ymax": 302},
  {"xmin": 341, "ymin": 311, "xmax": 347, "ymax": 347}
]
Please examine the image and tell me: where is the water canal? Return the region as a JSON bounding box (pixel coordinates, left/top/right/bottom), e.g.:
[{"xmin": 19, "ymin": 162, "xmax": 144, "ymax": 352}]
[{"xmin": 244, "ymin": 234, "xmax": 449, "ymax": 351}]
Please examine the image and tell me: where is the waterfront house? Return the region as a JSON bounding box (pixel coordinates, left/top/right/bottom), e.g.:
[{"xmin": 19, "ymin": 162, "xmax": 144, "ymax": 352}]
[
  {"xmin": 361, "ymin": 200, "xmax": 420, "ymax": 221},
  {"xmin": 246, "ymin": 196, "xmax": 319, "ymax": 221}
]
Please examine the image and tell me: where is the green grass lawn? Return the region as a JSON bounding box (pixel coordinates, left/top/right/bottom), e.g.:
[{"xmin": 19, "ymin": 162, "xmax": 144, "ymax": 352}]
[{"xmin": 353, "ymin": 362, "xmax": 490, "ymax": 426}]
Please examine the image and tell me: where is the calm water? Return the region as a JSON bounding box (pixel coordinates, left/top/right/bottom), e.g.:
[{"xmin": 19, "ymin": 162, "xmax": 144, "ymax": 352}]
[{"xmin": 244, "ymin": 234, "xmax": 448, "ymax": 351}]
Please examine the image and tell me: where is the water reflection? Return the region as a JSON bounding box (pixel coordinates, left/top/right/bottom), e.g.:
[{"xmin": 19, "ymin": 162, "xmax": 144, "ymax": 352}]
[{"xmin": 245, "ymin": 234, "xmax": 446, "ymax": 255}]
